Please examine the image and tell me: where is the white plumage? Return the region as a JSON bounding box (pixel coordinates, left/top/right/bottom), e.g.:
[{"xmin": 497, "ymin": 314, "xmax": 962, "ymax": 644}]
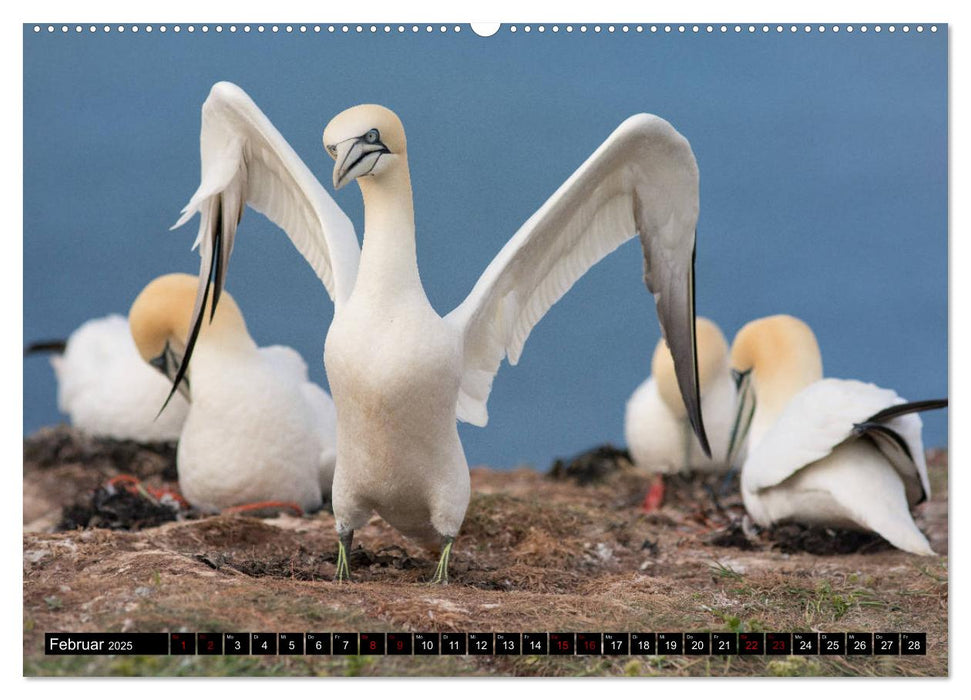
[
  {"xmin": 172, "ymin": 82, "xmax": 707, "ymax": 582},
  {"xmin": 625, "ymin": 317, "xmax": 737, "ymax": 473},
  {"xmin": 129, "ymin": 274, "xmax": 337, "ymax": 513},
  {"xmin": 37, "ymin": 314, "xmax": 189, "ymax": 442},
  {"xmin": 729, "ymin": 315, "xmax": 940, "ymax": 556}
]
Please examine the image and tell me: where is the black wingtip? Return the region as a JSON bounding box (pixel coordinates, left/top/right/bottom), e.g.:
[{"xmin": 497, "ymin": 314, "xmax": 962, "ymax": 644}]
[
  {"xmin": 160, "ymin": 220, "xmax": 218, "ymax": 418},
  {"xmin": 210, "ymin": 217, "xmax": 224, "ymax": 323},
  {"xmin": 684, "ymin": 240, "xmax": 711, "ymax": 457},
  {"xmin": 852, "ymin": 419, "xmax": 929, "ymax": 504},
  {"xmin": 24, "ymin": 340, "xmax": 68, "ymax": 357},
  {"xmin": 161, "ymin": 276, "xmax": 210, "ymax": 418},
  {"xmin": 156, "ymin": 383, "xmax": 181, "ymax": 420},
  {"xmin": 864, "ymin": 398, "xmax": 949, "ymax": 425}
]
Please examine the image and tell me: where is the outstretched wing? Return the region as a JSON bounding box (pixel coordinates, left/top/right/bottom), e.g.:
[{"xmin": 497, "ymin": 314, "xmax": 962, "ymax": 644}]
[
  {"xmin": 445, "ymin": 114, "xmax": 708, "ymax": 455},
  {"xmin": 166, "ymin": 82, "xmax": 360, "ymax": 407},
  {"xmin": 744, "ymin": 379, "xmax": 942, "ymax": 504}
]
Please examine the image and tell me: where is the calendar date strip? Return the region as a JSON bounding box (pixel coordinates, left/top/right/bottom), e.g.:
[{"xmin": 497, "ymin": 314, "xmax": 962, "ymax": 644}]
[{"xmin": 45, "ymin": 631, "xmax": 927, "ymax": 656}]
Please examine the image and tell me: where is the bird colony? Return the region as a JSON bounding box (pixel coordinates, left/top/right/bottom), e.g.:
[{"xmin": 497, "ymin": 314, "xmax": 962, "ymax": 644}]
[{"xmin": 30, "ymin": 82, "xmax": 946, "ymax": 585}]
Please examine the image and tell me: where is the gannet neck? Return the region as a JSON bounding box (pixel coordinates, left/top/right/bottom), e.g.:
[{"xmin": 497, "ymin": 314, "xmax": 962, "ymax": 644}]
[
  {"xmin": 187, "ymin": 333, "xmax": 259, "ymax": 386},
  {"xmin": 354, "ymin": 158, "xmax": 422, "ymax": 297}
]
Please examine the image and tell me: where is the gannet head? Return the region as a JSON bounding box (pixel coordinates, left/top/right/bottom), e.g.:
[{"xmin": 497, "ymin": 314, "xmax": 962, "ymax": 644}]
[
  {"xmin": 323, "ymin": 104, "xmax": 406, "ymax": 190},
  {"xmin": 652, "ymin": 317, "xmax": 728, "ymax": 419},
  {"xmin": 729, "ymin": 315, "xmax": 822, "ymax": 390},
  {"xmin": 129, "ymin": 273, "xmax": 249, "ymax": 392},
  {"xmin": 725, "ymin": 314, "xmax": 824, "ymax": 465}
]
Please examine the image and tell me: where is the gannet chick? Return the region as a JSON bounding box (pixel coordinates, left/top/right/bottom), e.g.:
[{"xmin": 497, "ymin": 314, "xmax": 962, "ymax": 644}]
[
  {"xmin": 172, "ymin": 82, "xmax": 708, "ymax": 583},
  {"xmin": 26, "ymin": 315, "xmax": 189, "ymax": 441},
  {"xmin": 129, "ymin": 273, "xmax": 337, "ymax": 513},
  {"xmin": 726, "ymin": 314, "xmax": 945, "ymax": 555},
  {"xmin": 625, "ymin": 317, "xmax": 736, "ymax": 475}
]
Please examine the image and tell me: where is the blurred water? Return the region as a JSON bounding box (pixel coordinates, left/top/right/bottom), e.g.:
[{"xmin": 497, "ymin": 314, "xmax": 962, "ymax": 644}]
[{"xmin": 23, "ymin": 25, "xmax": 948, "ymax": 469}]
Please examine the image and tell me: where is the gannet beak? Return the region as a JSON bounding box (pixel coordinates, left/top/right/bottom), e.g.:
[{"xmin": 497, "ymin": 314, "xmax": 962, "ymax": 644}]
[
  {"xmin": 332, "ymin": 136, "xmax": 390, "ymax": 190},
  {"xmin": 148, "ymin": 341, "xmax": 191, "ymax": 402},
  {"xmin": 726, "ymin": 368, "xmax": 755, "ymax": 468}
]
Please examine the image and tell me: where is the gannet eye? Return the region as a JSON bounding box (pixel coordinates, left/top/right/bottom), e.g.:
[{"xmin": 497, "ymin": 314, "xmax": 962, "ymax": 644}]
[{"xmin": 364, "ymin": 129, "xmax": 380, "ymax": 144}]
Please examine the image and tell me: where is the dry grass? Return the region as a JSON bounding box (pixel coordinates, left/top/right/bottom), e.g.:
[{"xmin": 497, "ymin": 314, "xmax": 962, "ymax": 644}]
[{"xmin": 23, "ymin": 430, "xmax": 948, "ymax": 677}]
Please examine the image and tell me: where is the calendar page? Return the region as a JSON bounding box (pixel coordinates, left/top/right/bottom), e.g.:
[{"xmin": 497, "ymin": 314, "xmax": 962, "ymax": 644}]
[{"xmin": 23, "ymin": 19, "xmax": 948, "ymax": 678}]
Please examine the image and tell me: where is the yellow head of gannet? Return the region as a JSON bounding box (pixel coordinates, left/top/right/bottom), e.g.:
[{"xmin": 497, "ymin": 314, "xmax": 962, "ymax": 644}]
[
  {"xmin": 653, "ymin": 317, "xmax": 728, "ymax": 420},
  {"xmin": 129, "ymin": 272, "xmax": 249, "ymax": 392},
  {"xmin": 324, "ymin": 105, "xmax": 407, "ymax": 190},
  {"xmin": 626, "ymin": 317, "xmax": 734, "ymax": 475},
  {"xmin": 129, "ymin": 272, "xmax": 337, "ymax": 514},
  {"xmin": 726, "ymin": 314, "xmax": 823, "ymax": 466},
  {"xmin": 727, "ymin": 313, "xmax": 945, "ymax": 555}
]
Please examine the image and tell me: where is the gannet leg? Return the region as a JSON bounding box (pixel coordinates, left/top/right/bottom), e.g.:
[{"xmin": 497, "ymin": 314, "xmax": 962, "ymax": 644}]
[
  {"xmin": 335, "ymin": 528, "xmax": 354, "ymax": 582},
  {"xmin": 429, "ymin": 536, "xmax": 454, "ymax": 585},
  {"xmin": 719, "ymin": 465, "xmax": 739, "ymax": 497},
  {"xmin": 642, "ymin": 475, "xmax": 665, "ymax": 512},
  {"xmin": 224, "ymin": 501, "xmax": 304, "ymax": 517}
]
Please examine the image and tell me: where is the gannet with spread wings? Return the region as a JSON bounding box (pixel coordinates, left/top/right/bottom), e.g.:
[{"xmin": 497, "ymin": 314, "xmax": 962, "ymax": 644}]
[{"xmin": 172, "ymin": 81, "xmax": 708, "ymax": 583}]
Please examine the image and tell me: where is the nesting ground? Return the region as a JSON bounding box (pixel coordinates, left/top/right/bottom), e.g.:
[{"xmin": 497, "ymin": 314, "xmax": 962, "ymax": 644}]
[{"xmin": 23, "ymin": 427, "xmax": 948, "ymax": 677}]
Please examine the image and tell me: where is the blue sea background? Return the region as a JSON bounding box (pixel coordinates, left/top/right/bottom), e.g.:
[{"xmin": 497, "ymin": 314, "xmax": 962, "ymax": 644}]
[{"xmin": 23, "ymin": 24, "xmax": 948, "ymax": 469}]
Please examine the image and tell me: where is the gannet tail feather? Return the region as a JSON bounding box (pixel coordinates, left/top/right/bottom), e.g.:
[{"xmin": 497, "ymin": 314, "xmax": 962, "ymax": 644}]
[
  {"xmin": 24, "ymin": 339, "xmax": 68, "ymax": 356},
  {"xmin": 857, "ymin": 398, "xmax": 948, "ymax": 425}
]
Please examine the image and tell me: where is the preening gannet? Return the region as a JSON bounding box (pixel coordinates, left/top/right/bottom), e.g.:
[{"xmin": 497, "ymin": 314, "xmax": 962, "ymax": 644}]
[
  {"xmin": 625, "ymin": 317, "xmax": 736, "ymax": 474},
  {"xmin": 26, "ymin": 315, "xmax": 189, "ymax": 441},
  {"xmin": 129, "ymin": 273, "xmax": 337, "ymax": 513},
  {"xmin": 172, "ymin": 82, "xmax": 707, "ymax": 583},
  {"xmin": 726, "ymin": 314, "xmax": 945, "ymax": 556}
]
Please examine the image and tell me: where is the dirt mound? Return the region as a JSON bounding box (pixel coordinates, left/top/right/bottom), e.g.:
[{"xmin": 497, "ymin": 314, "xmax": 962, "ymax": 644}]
[
  {"xmin": 548, "ymin": 444, "xmax": 634, "ymax": 485},
  {"xmin": 23, "ymin": 429, "xmax": 948, "ymax": 677}
]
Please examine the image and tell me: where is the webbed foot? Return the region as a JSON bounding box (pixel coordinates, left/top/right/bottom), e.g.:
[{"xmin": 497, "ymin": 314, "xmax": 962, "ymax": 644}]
[
  {"xmin": 429, "ymin": 536, "xmax": 454, "ymax": 585},
  {"xmin": 335, "ymin": 529, "xmax": 353, "ymax": 582}
]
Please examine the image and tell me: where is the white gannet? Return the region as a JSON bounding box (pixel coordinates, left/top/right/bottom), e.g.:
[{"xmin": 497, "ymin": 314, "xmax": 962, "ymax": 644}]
[
  {"xmin": 625, "ymin": 316, "xmax": 737, "ymax": 474},
  {"xmin": 726, "ymin": 314, "xmax": 945, "ymax": 556},
  {"xmin": 129, "ymin": 273, "xmax": 337, "ymax": 514},
  {"xmin": 26, "ymin": 315, "xmax": 189, "ymax": 441},
  {"xmin": 171, "ymin": 82, "xmax": 708, "ymax": 583}
]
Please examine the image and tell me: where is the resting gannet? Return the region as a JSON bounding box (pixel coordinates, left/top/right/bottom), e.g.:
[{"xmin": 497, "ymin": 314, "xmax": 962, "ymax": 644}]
[
  {"xmin": 171, "ymin": 82, "xmax": 708, "ymax": 583},
  {"xmin": 129, "ymin": 273, "xmax": 337, "ymax": 513},
  {"xmin": 26, "ymin": 315, "xmax": 189, "ymax": 441},
  {"xmin": 625, "ymin": 317, "xmax": 736, "ymax": 475},
  {"xmin": 726, "ymin": 315, "xmax": 945, "ymax": 556}
]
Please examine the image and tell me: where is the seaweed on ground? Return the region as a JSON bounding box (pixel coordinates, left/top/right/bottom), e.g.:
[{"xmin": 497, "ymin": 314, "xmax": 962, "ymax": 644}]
[{"xmin": 59, "ymin": 484, "xmax": 182, "ymax": 531}]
